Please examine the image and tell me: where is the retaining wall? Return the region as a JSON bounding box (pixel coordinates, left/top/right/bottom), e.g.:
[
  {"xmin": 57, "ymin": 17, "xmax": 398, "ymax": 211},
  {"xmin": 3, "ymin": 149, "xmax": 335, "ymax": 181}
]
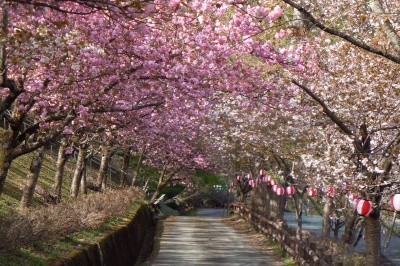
[{"xmin": 57, "ymin": 205, "xmax": 156, "ymax": 266}]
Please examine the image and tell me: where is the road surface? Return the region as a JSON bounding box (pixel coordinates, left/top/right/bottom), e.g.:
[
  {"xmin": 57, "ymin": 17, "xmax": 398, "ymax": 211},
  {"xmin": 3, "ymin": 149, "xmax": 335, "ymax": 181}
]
[{"xmin": 151, "ymin": 208, "xmax": 283, "ymax": 266}]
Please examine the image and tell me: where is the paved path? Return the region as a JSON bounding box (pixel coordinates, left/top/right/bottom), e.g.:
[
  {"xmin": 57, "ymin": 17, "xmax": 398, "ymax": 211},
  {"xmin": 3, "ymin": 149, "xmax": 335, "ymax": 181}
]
[{"xmin": 151, "ymin": 208, "xmax": 282, "ymax": 266}]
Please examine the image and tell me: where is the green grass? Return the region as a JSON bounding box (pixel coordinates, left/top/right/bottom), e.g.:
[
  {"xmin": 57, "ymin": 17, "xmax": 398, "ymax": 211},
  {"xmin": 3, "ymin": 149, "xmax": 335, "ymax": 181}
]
[
  {"xmin": 0, "ymin": 147, "xmax": 129, "ymax": 218},
  {"xmin": 0, "ymin": 152, "xmax": 76, "ymax": 218}
]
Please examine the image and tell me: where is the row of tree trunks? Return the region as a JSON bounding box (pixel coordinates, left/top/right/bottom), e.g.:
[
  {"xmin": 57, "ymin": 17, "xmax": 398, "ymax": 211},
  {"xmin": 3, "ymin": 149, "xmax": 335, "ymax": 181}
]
[{"xmin": 6, "ymin": 131, "xmax": 148, "ymax": 208}]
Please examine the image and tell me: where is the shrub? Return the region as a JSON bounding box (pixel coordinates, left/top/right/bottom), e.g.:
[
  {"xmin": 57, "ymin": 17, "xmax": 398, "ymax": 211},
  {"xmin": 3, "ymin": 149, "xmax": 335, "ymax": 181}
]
[{"xmin": 0, "ymin": 188, "xmax": 144, "ymax": 255}]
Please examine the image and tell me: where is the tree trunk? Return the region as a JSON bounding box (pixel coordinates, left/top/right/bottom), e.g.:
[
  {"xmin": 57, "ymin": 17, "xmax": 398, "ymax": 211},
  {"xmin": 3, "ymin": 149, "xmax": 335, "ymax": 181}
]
[
  {"xmin": 20, "ymin": 146, "xmax": 46, "ymax": 208},
  {"xmin": 52, "ymin": 138, "xmax": 70, "ymax": 201},
  {"xmin": 237, "ymin": 190, "xmax": 245, "ymax": 203},
  {"xmin": 70, "ymin": 144, "xmax": 87, "ymax": 197},
  {"xmin": 120, "ymin": 152, "xmax": 131, "ymax": 187},
  {"xmin": 369, "ymin": 0, "xmax": 400, "ymax": 51},
  {"xmin": 96, "ymin": 145, "xmax": 112, "ymax": 190},
  {"xmin": 80, "ymin": 167, "xmax": 87, "ymax": 195},
  {"xmin": 250, "ymin": 184, "xmax": 264, "ymax": 215},
  {"xmin": 365, "ymin": 209, "xmax": 381, "ymax": 264},
  {"xmin": 131, "ymin": 151, "xmax": 144, "ymax": 187},
  {"xmin": 294, "ymin": 195, "xmax": 303, "ymax": 240},
  {"xmin": 0, "ymin": 4, "xmax": 9, "ymax": 86},
  {"xmin": 342, "ymin": 209, "xmax": 358, "ymax": 244},
  {"xmin": 322, "ymin": 196, "xmax": 333, "ymax": 237},
  {"xmin": 0, "ymin": 129, "xmax": 13, "ymax": 196},
  {"xmin": 150, "ymin": 166, "xmax": 168, "ymax": 203}
]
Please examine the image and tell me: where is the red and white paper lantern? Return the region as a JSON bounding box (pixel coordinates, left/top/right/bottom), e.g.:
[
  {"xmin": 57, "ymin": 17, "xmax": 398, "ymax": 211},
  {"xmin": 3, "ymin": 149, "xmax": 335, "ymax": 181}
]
[
  {"xmin": 262, "ymin": 175, "xmax": 269, "ymax": 183},
  {"xmin": 228, "ymin": 188, "xmax": 233, "ymax": 193},
  {"xmin": 259, "ymin": 169, "xmax": 266, "ymax": 176},
  {"xmin": 267, "ymin": 175, "xmax": 272, "ymax": 183},
  {"xmin": 270, "ymin": 179, "xmax": 276, "ymax": 186},
  {"xmin": 256, "ymin": 178, "xmax": 262, "ymax": 185},
  {"xmin": 237, "ymin": 175, "xmax": 242, "ymax": 181},
  {"xmin": 272, "ymin": 184, "xmax": 279, "ymax": 192},
  {"xmin": 390, "ymin": 194, "xmax": 400, "ymax": 211},
  {"xmin": 230, "ymin": 181, "xmax": 235, "ymax": 187},
  {"xmin": 307, "ymin": 187, "xmax": 317, "ymax": 197},
  {"xmin": 286, "ymin": 186, "xmax": 295, "ymax": 196},
  {"xmin": 327, "ymin": 186, "xmax": 335, "ymax": 197},
  {"xmin": 276, "ymin": 187, "xmax": 285, "ymax": 196},
  {"xmin": 249, "ymin": 179, "xmax": 254, "ymax": 186},
  {"xmin": 356, "ymin": 199, "xmax": 372, "ymax": 216}
]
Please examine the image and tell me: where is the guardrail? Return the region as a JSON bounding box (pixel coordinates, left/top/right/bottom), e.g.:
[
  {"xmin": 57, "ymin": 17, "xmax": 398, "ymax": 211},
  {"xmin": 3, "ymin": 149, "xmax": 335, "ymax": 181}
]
[{"xmin": 230, "ymin": 203, "xmax": 331, "ymax": 266}]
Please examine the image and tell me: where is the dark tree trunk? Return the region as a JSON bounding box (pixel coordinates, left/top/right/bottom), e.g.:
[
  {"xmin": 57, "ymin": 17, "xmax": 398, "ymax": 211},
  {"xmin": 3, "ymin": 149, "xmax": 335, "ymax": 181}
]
[
  {"xmin": 322, "ymin": 196, "xmax": 333, "ymax": 237},
  {"xmin": 52, "ymin": 138, "xmax": 70, "ymax": 201},
  {"xmin": 365, "ymin": 208, "xmax": 381, "ymax": 264},
  {"xmin": 237, "ymin": 190, "xmax": 245, "ymax": 203},
  {"xmin": 342, "ymin": 209, "xmax": 358, "ymax": 244},
  {"xmin": 20, "ymin": 146, "xmax": 46, "ymax": 208},
  {"xmin": 70, "ymin": 144, "xmax": 87, "ymax": 197},
  {"xmin": 0, "ymin": 129, "xmax": 13, "ymax": 196},
  {"xmin": 294, "ymin": 195, "xmax": 303, "ymax": 240}
]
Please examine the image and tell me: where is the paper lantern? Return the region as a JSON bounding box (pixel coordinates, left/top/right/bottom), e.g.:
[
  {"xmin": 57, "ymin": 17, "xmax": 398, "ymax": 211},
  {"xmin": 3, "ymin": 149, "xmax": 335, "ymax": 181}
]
[
  {"xmin": 262, "ymin": 175, "xmax": 269, "ymax": 183},
  {"xmin": 356, "ymin": 199, "xmax": 372, "ymax": 216},
  {"xmin": 267, "ymin": 175, "xmax": 272, "ymax": 182},
  {"xmin": 327, "ymin": 186, "xmax": 335, "ymax": 197},
  {"xmin": 272, "ymin": 184, "xmax": 279, "ymax": 192},
  {"xmin": 259, "ymin": 169, "xmax": 266, "ymax": 176},
  {"xmin": 249, "ymin": 179, "xmax": 254, "ymax": 186},
  {"xmin": 286, "ymin": 186, "xmax": 295, "ymax": 196},
  {"xmin": 246, "ymin": 173, "xmax": 252, "ymax": 179},
  {"xmin": 230, "ymin": 181, "xmax": 235, "ymax": 187},
  {"xmin": 256, "ymin": 178, "xmax": 261, "ymax": 185},
  {"xmin": 307, "ymin": 187, "xmax": 317, "ymax": 197},
  {"xmin": 228, "ymin": 188, "xmax": 233, "ymax": 193},
  {"xmin": 390, "ymin": 194, "xmax": 400, "ymax": 211},
  {"xmin": 276, "ymin": 187, "xmax": 285, "ymax": 196},
  {"xmin": 237, "ymin": 175, "xmax": 242, "ymax": 181},
  {"xmin": 270, "ymin": 179, "xmax": 276, "ymax": 186}
]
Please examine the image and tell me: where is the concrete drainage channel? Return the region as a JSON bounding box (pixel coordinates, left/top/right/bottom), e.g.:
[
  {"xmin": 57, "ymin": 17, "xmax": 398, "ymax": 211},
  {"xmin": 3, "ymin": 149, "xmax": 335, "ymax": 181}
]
[{"xmin": 57, "ymin": 205, "xmax": 157, "ymax": 266}]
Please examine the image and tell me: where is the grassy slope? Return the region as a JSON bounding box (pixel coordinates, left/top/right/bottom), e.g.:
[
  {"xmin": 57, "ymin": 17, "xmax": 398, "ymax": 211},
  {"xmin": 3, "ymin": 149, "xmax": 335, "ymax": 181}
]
[
  {"xmin": 0, "ymin": 152, "xmax": 71, "ymax": 217},
  {"xmin": 0, "ymin": 149, "xmax": 147, "ymax": 265},
  {"xmin": 0, "ymin": 148, "xmax": 125, "ymax": 218}
]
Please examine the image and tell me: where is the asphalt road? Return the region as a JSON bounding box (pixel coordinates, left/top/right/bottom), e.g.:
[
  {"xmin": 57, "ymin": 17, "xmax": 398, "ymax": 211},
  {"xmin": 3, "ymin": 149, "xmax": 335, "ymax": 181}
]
[{"xmin": 151, "ymin": 208, "xmax": 283, "ymax": 266}]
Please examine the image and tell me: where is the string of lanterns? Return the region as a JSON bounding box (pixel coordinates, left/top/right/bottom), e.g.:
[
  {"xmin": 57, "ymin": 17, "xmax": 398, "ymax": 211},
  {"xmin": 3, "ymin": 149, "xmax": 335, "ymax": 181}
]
[{"xmin": 229, "ymin": 169, "xmax": 400, "ymax": 215}]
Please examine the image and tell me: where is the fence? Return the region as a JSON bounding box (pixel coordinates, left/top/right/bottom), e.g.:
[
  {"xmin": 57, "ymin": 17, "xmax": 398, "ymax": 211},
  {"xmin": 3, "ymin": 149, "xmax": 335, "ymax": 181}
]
[{"xmin": 230, "ymin": 203, "xmax": 332, "ymax": 266}]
